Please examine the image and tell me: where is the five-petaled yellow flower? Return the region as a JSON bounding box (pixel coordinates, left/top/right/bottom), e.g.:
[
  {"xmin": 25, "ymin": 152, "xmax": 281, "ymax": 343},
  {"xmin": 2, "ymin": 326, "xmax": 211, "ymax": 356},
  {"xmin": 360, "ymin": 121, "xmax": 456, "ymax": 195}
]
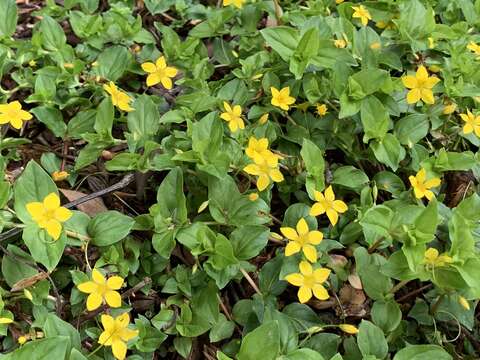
[
  {"xmin": 220, "ymin": 102, "xmax": 245, "ymax": 132},
  {"xmin": 442, "ymin": 103, "xmax": 456, "ymax": 115},
  {"xmin": 309, "ymin": 186, "xmax": 348, "ymax": 226},
  {"xmin": 223, "ymin": 0, "xmax": 246, "ymax": 8},
  {"xmin": 244, "ymin": 157, "xmax": 284, "ymax": 191},
  {"xmin": 401, "ymin": 65, "xmax": 440, "ymax": 105},
  {"xmin": 141, "ymin": 56, "xmax": 178, "ymax": 89},
  {"xmin": 99, "ymin": 313, "xmax": 139, "ymax": 360},
  {"xmin": 423, "ymin": 248, "xmax": 453, "ymax": 268},
  {"xmin": 459, "ymin": 110, "xmax": 480, "ymax": 137},
  {"xmin": 26, "ymin": 193, "xmax": 72, "ymax": 240},
  {"xmin": 77, "ymin": 268, "xmax": 124, "ymax": 311},
  {"xmin": 409, "ymin": 168, "xmax": 441, "ymax": 201},
  {"xmin": 285, "ymin": 261, "xmax": 331, "ymax": 303},
  {"xmin": 280, "ymin": 218, "xmax": 323, "ymax": 263},
  {"xmin": 271, "ymin": 86, "xmax": 296, "ymax": 111},
  {"xmin": 334, "ymin": 39, "xmax": 347, "ymax": 48},
  {"xmin": 0, "ymin": 101, "xmax": 33, "ymax": 129},
  {"xmin": 103, "ymin": 82, "xmax": 134, "ymax": 112},
  {"xmin": 352, "ymin": 5, "xmax": 372, "ymax": 26},
  {"xmin": 316, "ymin": 104, "xmax": 328, "ymax": 116},
  {"xmin": 467, "ymin": 41, "xmax": 480, "ymax": 56}
]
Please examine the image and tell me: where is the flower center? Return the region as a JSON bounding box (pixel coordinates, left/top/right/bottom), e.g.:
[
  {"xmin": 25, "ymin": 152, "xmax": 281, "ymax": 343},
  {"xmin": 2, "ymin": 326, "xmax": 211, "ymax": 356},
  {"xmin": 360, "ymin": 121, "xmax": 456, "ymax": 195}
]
[{"xmin": 303, "ymin": 274, "xmax": 316, "ymax": 288}]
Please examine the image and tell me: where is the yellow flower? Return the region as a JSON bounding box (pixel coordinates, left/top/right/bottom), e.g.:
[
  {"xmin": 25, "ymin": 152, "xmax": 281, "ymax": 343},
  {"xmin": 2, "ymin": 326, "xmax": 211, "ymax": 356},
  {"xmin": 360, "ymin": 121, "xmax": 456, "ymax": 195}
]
[
  {"xmin": 280, "ymin": 218, "xmax": 323, "ymax": 262},
  {"xmin": 77, "ymin": 269, "xmax": 124, "ymax": 311},
  {"xmin": 28, "ymin": 60, "xmax": 37, "ymax": 67},
  {"xmin": 428, "ymin": 65, "xmax": 441, "ymax": 73},
  {"xmin": 0, "ymin": 101, "xmax": 33, "ymax": 129},
  {"xmin": 467, "ymin": 41, "xmax": 480, "ymax": 56},
  {"xmin": 460, "ymin": 110, "xmax": 480, "ymax": 137},
  {"xmin": 442, "ymin": 103, "xmax": 456, "ymax": 115},
  {"xmin": 370, "ymin": 41, "xmax": 381, "ymax": 50},
  {"xmin": 309, "ymin": 186, "xmax": 348, "ymax": 226},
  {"xmin": 334, "ymin": 39, "xmax": 347, "ymax": 48},
  {"xmin": 423, "ymin": 248, "xmax": 453, "ymax": 268},
  {"xmin": 220, "ymin": 102, "xmax": 244, "ymax": 132},
  {"xmin": 63, "ymin": 63, "xmax": 74, "ymax": 69},
  {"xmin": 409, "ymin": 168, "xmax": 441, "ymax": 200},
  {"xmin": 259, "ymin": 113, "xmax": 269, "ymax": 124},
  {"xmin": 103, "ymin": 82, "xmax": 134, "ymax": 112},
  {"xmin": 338, "ymin": 324, "xmax": 359, "ymax": 334},
  {"xmin": 245, "ymin": 137, "xmax": 282, "ymax": 164},
  {"xmin": 223, "ymin": 0, "xmax": 246, "ymax": 8},
  {"xmin": 352, "ymin": 5, "xmax": 372, "ymax": 26},
  {"xmin": 0, "ymin": 317, "xmax": 13, "ymax": 324},
  {"xmin": 244, "ymin": 157, "xmax": 284, "ymax": 191},
  {"xmin": 271, "ymin": 86, "xmax": 296, "ymax": 111},
  {"xmin": 26, "ymin": 193, "xmax": 72, "ymax": 240},
  {"xmin": 285, "ymin": 261, "xmax": 331, "ymax": 303},
  {"xmin": 316, "ymin": 104, "xmax": 328, "ymax": 116},
  {"xmin": 401, "ymin": 65, "xmax": 440, "ymax": 104},
  {"xmin": 18, "ymin": 336, "xmax": 28, "ymax": 345},
  {"xmin": 458, "ymin": 296, "xmax": 470, "ymax": 310},
  {"xmin": 141, "ymin": 56, "xmax": 178, "ymax": 89},
  {"xmin": 376, "ymin": 20, "xmax": 387, "ymax": 29},
  {"xmin": 428, "ymin": 37, "xmax": 435, "ymax": 49},
  {"xmin": 52, "ymin": 170, "xmax": 69, "ymax": 182},
  {"xmin": 99, "ymin": 313, "xmax": 139, "ymax": 360},
  {"xmin": 248, "ymin": 193, "xmax": 259, "ymax": 201}
]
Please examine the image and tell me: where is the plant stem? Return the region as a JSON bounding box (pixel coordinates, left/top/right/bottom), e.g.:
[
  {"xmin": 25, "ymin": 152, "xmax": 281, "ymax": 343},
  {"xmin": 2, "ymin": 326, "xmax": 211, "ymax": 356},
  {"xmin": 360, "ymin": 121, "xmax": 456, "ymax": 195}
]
[
  {"xmin": 240, "ymin": 268, "xmax": 262, "ymax": 296},
  {"xmin": 389, "ymin": 280, "xmax": 409, "ymax": 294}
]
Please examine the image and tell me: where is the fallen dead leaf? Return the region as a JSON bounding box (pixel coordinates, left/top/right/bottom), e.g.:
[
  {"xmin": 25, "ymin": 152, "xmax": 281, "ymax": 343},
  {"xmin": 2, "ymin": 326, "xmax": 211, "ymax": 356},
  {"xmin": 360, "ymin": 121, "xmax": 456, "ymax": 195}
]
[
  {"xmin": 59, "ymin": 189, "xmax": 108, "ymax": 217},
  {"xmin": 348, "ymin": 274, "xmax": 363, "ymax": 290},
  {"xmin": 11, "ymin": 272, "xmax": 49, "ymax": 292}
]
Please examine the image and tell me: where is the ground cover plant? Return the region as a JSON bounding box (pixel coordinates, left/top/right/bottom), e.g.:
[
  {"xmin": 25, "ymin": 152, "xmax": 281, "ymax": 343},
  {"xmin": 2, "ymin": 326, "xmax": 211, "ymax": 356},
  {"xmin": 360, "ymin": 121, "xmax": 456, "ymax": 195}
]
[{"xmin": 0, "ymin": 0, "xmax": 479, "ymax": 358}]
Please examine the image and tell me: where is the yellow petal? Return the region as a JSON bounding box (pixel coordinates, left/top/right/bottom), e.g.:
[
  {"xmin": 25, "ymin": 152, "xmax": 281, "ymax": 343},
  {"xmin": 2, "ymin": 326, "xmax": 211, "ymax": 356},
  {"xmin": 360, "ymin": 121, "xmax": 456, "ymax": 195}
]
[
  {"xmin": 285, "ymin": 273, "xmax": 304, "ymax": 286},
  {"xmin": 119, "ymin": 328, "xmax": 139, "ymax": 342},
  {"xmin": 299, "ymin": 260, "xmax": 313, "ymax": 275},
  {"xmin": 339, "ymin": 324, "xmax": 359, "ymax": 334},
  {"xmin": 270, "ymin": 87, "xmax": 279, "ymax": 97},
  {"xmin": 408, "ymin": 175, "xmax": 417, "ymax": 187},
  {"xmin": 285, "ymin": 241, "xmax": 301, "ymax": 256},
  {"xmin": 55, "ymin": 207, "xmax": 72, "ymax": 222},
  {"xmin": 10, "ymin": 117, "xmax": 23, "ymax": 129},
  {"xmin": 99, "ymin": 330, "xmax": 113, "ymax": 346},
  {"xmin": 141, "ymin": 62, "xmax": 156, "ymax": 73},
  {"xmin": 416, "ymin": 65, "xmax": 429, "ymax": 81},
  {"xmin": 116, "ymin": 313, "xmax": 130, "ymax": 328},
  {"xmin": 296, "ymin": 218, "xmax": 309, "ymax": 236},
  {"xmin": 101, "ymin": 314, "xmax": 115, "ymax": 331},
  {"xmin": 406, "ymin": 88, "xmax": 421, "ymax": 104},
  {"xmin": 92, "ymin": 269, "xmax": 106, "ymax": 284},
  {"xmin": 146, "ymin": 73, "xmax": 161, "ymax": 87},
  {"xmin": 421, "ymin": 89, "xmax": 435, "ymax": 104},
  {"xmin": 298, "ymin": 286, "xmax": 312, "ymax": 303},
  {"xmin": 160, "ymin": 76, "xmax": 173, "ymax": 89},
  {"xmin": 307, "ymin": 231, "xmax": 323, "ymax": 245},
  {"xmin": 26, "ymin": 202, "xmax": 44, "ymax": 220},
  {"xmin": 413, "ymin": 186, "xmax": 425, "ymax": 199},
  {"xmin": 402, "ymin": 75, "xmax": 417, "ymax": 89},
  {"xmin": 280, "ymin": 227, "xmax": 298, "ymax": 240},
  {"xmin": 324, "ymin": 186, "xmax": 335, "ymax": 202},
  {"xmin": 416, "ymin": 168, "xmax": 426, "ymax": 183},
  {"xmin": 112, "ymin": 339, "xmax": 127, "ymax": 360},
  {"xmin": 107, "ymin": 276, "xmax": 124, "ymax": 290},
  {"xmin": 424, "ymin": 190, "xmax": 434, "ymax": 200},
  {"xmin": 424, "ymin": 76, "xmax": 440, "ymax": 88},
  {"xmin": 0, "ymin": 317, "xmax": 13, "ymax": 324},
  {"xmin": 312, "ymin": 284, "xmax": 329, "ymax": 300},
  {"xmin": 313, "ymin": 190, "xmax": 325, "ymax": 202},
  {"xmin": 463, "ymin": 123, "xmax": 474, "ymax": 134},
  {"xmin": 45, "ymin": 220, "xmax": 62, "ymax": 240},
  {"xmin": 105, "ymin": 290, "xmax": 122, "ymax": 308},
  {"xmin": 333, "ymin": 200, "xmax": 348, "ymax": 213},
  {"xmin": 424, "ymin": 178, "xmax": 441, "ymax": 189},
  {"xmin": 77, "ymin": 281, "xmax": 97, "ymax": 294},
  {"xmin": 269, "ymin": 168, "xmax": 284, "ymax": 183},
  {"xmin": 244, "ymin": 164, "xmax": 260, "ymax": 175},
  {"xmin": 314, "ymin": 268, "xmax": 331, "ymax": 283},
  {"xmin": 257, "ymin": 175, "xmax": 270, "ymax": 191},
  {"xmin": 86, "ymin": 293, "xmax": 103, "ymax": 311},
  {"xmin": 303, "ymin": 244, "xmax": 317, "ymax": 263},
  {"xmin": 326, "ymin": 208, "xmax": 339, "ymax": 226},
  {"xmin": 43, "ymin": 193, "xmax": 60, "ymax": 211},
  {"xmin": 232, "ymin": 105, "xmax": 242, "ymax": 116},
  {"xmin": 165, "ymin": 66, "xmax": 178, "ymax": 77},
  {"xmin": 310, "ymin": 202, "xmax": 326, "ymax": 216},
  {"xmin": 156, "ymin": 56, "xmax": 167, "ymax": 69}
]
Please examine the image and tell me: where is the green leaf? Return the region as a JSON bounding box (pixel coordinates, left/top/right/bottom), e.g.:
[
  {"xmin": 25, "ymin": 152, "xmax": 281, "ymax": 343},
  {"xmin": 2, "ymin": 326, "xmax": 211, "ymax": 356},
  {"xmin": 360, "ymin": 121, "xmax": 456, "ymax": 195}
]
[
  {"xmin": 360, "ymin": 96, "xmax": 389, "ymax": 142},
  {"xmin": 209, "ymin": 314, "xmax": 235, "ymax": 342},
  {"xmin": 281, "ymin": 349, "xmax": 325, "ymax": 360},
  {"xmin": 301, "ymin": 139, "xmax": 325, "ymax": 197},
  {"xmin": 332, "ymin": 166, "xmax": 369, "ymax": 192},
  {"xmin": 371, "ymin": 300, "xmax": 402, "ymax": 333},
  {"xmin": 393, "ymin": 345, "xmax": 452, "ymax": 360},
  {"xmin": 30, "ymin": 106, "xmax": 66, "ymax": 138},
  {"xmin": 237, "ymin": 321, "xmax": 280, "ymax": 360},
  {"xmin": 230, "ymin": 225, "xmax": 269, "ymax": 261},
  {"xmin": 290, "ymin": 28, "xmax": 319, "ymax": 79},
  {"xmin": 13, "ymin": 160, "xmax": 58, "ymax": 224},
  {"xmin": 94, "ymin": 98, "xmax": 114, "ymax": 138},
  {"xmin": 44, "ymin": 313, "xmax": 81, "ymax": 350},
  {"xmin": 394, "ymin": 114, "xmax": 429, "ymax": 147},
  {"xmin": 1, "ymin": 245, "xmax": 38, "ymax": 287},
  {"xmin": 357, "ymin": 320, "xmax": 388, "ymax": 360},
  {"xmin": 155, "ymin": 167, "xmax": 188, "ymax": 224},
  {"xmin": 39, "ymin": 16, "xmax": 66, "ymax": 51},
  {"xmin": 348, "ymin": 69, "xmax": 390, "ymax": 100},
  {"xmin": 96, "ymin": 45, "xmax": 131, "ymax": 81},
  {"xmin": 88, "ymin": 211, "xmax": 135, "ymax": 246},
  {"xmin": 0, "ymin": 0, "xmax": 17, "ymax": 38},
  {"xmin": 127, "ymin": 95, "xmax": 160, "ymax": 151},
  {"xmin": 0, "ymin": 336, "xmax": 70, "ymax": 360},
  {"xmin": 23, "ymin": 225, "xmax": 66, "ymax": 271},
  {"xmin": 260, "ymin": 26, "xmax": 299, "ymax": 61},
  {"xmin": 370, "ymin": 133, "xmax": 406, "ymax": 171}
]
